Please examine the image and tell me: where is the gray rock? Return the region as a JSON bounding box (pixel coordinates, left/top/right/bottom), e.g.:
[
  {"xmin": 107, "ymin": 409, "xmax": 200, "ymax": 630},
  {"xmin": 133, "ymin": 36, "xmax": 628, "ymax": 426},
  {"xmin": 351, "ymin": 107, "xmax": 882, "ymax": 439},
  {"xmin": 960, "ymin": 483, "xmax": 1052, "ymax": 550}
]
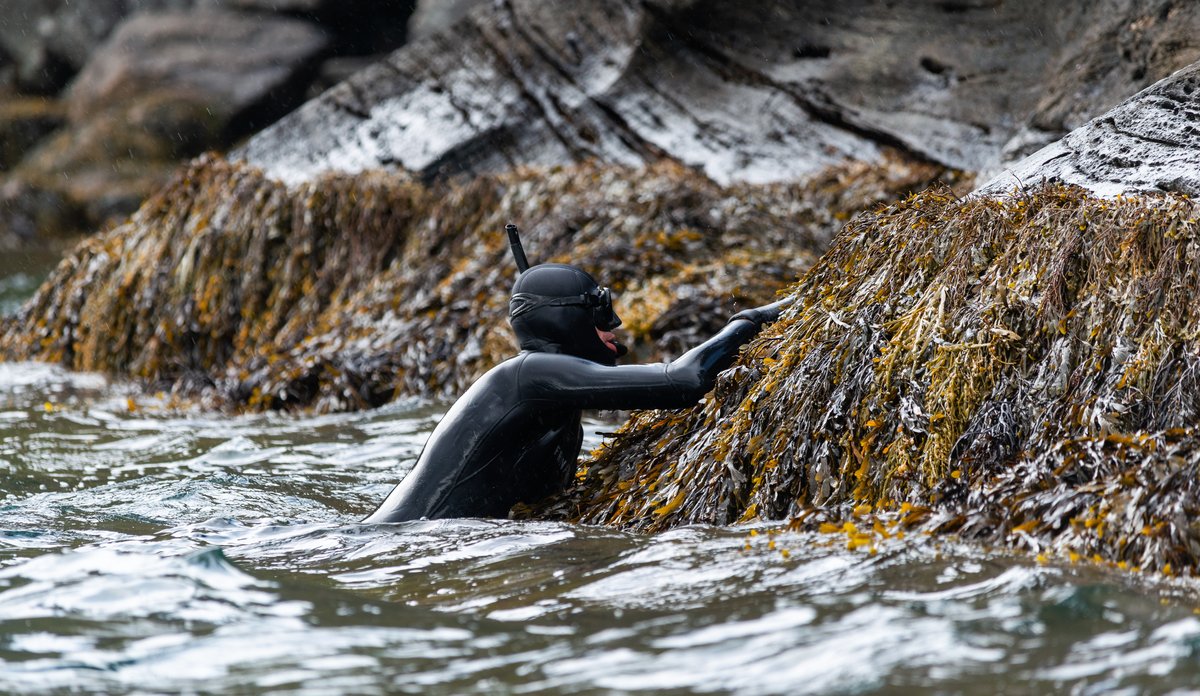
[
  {"xmin": 0, "ymin": 177, "xmax": 84, "ymax": 245},
  {"xmin": 0, "ymin": 97, "xmax": 66, "ymax": 170},
  {"xmin": 239, "ymin": 0, "xmax": 1200, "ymax": 187},
  {"xmin": 0, "ymin": 0, "xmax": 199, "ymax": 94},
  {"xmin": 975, "ymin": 62, "xmax": 1200, "ymax": 198},
  {"xmin": 407, "ymin": 0, "xmax": 487, "ymax": 42},
  {"xmin": 65, "ymin": 9, "xmax": 329, "ymax": 138}
]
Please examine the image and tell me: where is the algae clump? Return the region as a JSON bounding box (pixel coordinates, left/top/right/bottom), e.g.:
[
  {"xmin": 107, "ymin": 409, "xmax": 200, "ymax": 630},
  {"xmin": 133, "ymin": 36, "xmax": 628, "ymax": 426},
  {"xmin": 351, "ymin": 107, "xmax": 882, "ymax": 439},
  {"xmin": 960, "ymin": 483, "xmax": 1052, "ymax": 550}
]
[
  {"xmin": 0, "ymin": 152, "xmax": 939, "ymax": 412},
  {"xmin": 545, "ymin": 185, "xmax": 1200, "ymax": 575}
]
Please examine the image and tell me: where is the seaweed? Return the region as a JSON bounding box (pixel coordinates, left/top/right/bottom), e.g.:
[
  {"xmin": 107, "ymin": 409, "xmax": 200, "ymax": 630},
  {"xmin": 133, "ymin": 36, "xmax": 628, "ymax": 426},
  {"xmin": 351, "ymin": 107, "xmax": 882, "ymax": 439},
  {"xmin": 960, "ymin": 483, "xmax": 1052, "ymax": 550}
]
[
  {"xmin": 543, "ymin": 184, "xmax": 1200, "ymax": 574},
  {"xmin": 0, "ymin": 152, "xmax": 940, "ymax": 412}
]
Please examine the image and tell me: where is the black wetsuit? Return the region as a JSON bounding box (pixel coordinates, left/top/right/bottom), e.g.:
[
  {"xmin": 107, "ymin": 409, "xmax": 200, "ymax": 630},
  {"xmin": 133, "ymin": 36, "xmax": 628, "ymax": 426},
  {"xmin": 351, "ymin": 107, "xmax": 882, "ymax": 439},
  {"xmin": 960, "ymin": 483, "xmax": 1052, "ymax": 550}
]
[{"xmin": 363, "ymin": 319, "xmax": 760, "ymax": 523}]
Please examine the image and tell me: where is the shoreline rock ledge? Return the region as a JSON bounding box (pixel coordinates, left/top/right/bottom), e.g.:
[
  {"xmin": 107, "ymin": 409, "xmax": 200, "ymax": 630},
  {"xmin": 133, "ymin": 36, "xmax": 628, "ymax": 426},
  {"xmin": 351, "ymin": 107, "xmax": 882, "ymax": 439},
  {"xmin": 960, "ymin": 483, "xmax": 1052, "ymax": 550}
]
[
  {"xmin": 976, "ymin": 62, "xmax": 1200, "ymax": 198},
  {"xmin": 540, "ymin": 58, "xmax": 1200, "ymax": 577},
  {"xmin": 239, "ymin": 0, "xmax": 1200, "ymax": 186}
]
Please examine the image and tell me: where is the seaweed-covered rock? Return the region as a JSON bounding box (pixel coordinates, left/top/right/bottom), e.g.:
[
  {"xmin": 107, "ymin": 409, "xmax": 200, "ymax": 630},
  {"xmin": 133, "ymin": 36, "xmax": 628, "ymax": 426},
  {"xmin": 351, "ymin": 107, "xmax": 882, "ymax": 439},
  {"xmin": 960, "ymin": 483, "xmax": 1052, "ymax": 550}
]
[
  {"xmin": 0, "ymin": 152, "xmax": 941, "ymax": 411},
  {"xmin": 546, "ymin": 184, "xmax": 1200, "ymax": 574},
  {"xmin": 542, "ymin": 59, "xmax": 1200, "ymax": 573}
]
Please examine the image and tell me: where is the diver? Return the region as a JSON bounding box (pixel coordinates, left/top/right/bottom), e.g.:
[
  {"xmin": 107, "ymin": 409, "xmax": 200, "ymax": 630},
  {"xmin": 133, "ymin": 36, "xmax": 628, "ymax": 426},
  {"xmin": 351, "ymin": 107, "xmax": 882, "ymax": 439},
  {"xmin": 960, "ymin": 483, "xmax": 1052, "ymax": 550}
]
[{"xmin": 363, "ymin": 224, "xmax": 788, "ymax": 523}]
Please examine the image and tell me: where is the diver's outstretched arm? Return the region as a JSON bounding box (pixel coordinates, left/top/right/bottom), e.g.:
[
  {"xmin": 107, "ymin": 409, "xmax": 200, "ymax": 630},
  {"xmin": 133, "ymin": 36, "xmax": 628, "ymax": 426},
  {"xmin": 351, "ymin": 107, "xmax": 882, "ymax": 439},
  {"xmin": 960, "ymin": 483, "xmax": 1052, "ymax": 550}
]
[{"xmin": 519, "ymin": 299, "xmax": 789, "ymax": 411}]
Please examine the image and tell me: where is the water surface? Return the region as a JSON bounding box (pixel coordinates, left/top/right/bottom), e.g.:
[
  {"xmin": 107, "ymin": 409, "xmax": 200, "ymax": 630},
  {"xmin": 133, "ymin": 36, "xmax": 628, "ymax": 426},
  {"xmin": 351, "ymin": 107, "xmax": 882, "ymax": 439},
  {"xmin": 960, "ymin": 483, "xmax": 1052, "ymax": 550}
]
[{"xmin": 2, "ymin": 361, "xmax": 1200, "ymax": 694}]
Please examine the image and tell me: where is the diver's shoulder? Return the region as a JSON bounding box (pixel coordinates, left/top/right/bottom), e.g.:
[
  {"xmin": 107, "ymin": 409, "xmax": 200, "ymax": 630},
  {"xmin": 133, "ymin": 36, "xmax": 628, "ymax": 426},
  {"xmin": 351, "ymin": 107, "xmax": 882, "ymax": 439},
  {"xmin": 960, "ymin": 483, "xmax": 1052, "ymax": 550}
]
[
  {"xmin": 514, "ymin": 351, "xmax": 594, "ymax": 368},
  {"xmin": 509, "ymin": 351, "xmax": 595, "ymax": 383}
]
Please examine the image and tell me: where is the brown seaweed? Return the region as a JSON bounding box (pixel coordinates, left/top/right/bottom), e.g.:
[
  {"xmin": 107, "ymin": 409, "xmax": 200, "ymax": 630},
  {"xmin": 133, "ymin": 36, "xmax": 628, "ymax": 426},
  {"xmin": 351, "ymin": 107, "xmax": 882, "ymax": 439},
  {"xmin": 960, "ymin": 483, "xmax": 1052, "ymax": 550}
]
[
  {"xmin": 545, "ymin": 185, "xmax": 1200, "ymax": 575},
  {"xmin": 1, "ymin": 152, "xmax": 940, "ymax": 412}
]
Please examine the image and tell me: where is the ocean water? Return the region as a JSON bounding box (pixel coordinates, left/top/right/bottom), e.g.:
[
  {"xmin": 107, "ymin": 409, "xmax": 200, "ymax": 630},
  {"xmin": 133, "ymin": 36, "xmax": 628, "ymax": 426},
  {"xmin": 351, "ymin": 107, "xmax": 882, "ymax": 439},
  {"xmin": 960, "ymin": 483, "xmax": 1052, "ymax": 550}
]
[{"xmin": 2, "ymin": 362, "xmax": 1200, "ymax": 694}]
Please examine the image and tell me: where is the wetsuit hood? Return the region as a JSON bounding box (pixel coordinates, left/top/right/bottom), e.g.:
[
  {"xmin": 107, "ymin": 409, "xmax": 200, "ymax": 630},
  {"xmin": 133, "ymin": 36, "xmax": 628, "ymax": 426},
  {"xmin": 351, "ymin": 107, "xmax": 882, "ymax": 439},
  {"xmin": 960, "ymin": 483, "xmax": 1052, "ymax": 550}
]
[{"xmin": 508, "ymin": 263, "xmax": 622, "ymax": 366}]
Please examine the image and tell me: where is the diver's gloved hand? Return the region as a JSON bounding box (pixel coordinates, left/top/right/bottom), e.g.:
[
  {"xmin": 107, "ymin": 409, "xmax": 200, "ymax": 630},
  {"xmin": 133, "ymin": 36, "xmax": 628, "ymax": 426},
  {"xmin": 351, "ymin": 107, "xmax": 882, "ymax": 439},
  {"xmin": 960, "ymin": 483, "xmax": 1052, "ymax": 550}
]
[{"xmin": 729, "ymin": 298, "xmax": 792, "ymax": 328}]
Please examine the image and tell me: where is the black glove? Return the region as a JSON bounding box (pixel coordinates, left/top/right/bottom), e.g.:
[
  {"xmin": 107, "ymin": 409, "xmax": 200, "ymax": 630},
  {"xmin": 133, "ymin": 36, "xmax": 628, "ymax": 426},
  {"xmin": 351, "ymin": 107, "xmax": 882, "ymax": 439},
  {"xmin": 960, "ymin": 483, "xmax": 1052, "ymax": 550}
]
[{"xmin": 729, "ymin": 298, "xmax": 791, "ymax": 328}]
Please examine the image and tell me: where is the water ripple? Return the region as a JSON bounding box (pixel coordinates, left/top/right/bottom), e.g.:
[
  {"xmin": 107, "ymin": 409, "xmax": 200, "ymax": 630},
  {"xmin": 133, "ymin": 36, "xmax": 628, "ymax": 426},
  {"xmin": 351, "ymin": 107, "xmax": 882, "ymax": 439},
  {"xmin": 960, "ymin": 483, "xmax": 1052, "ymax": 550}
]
[{"xmin": 1, "ymin": 364, "xmax": 1200, "ymax": 693}]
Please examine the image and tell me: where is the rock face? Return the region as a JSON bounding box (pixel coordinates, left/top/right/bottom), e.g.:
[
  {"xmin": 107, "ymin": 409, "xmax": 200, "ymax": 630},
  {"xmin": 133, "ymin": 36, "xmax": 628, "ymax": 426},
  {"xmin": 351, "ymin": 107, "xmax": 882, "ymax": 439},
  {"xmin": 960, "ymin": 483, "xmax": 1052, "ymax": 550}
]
[
  {"xmin": 976, "ymin": 61, "xmax": 1200, "ymax": 197},
  {"xmin": 0, "ymin": 0, "xmax": 212, "ymax": 94},
  {"xmin": 0, "ymin": 0, "xmax": 415, "ymax": 249},
  {"xmin": 241, "ymin": 0, "xmax": 1200, "ymax": 186},
  {"xmin": 65, "ymin": 10, "xmax": 328, "ymax": 138},
  {"xmin": 406, "ymin": 0, "xmax": 487, "ymax": 42}
]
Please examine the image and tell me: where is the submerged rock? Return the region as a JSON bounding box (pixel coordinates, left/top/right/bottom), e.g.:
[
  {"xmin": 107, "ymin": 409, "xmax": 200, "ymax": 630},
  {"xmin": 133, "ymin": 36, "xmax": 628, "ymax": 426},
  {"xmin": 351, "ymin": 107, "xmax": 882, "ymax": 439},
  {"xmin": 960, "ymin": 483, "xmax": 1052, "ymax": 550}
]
[{"xmin": 0, "ymin": 153, "xmax": 940, "ymax": 411}]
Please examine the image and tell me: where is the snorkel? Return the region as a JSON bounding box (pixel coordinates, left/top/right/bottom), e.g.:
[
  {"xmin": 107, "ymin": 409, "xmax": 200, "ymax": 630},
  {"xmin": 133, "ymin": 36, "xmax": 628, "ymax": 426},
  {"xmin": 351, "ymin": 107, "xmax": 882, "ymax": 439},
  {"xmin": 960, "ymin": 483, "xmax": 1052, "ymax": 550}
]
[{"xmin": 506, "ymin": 224, "xmax": 531, "ymax": 273}]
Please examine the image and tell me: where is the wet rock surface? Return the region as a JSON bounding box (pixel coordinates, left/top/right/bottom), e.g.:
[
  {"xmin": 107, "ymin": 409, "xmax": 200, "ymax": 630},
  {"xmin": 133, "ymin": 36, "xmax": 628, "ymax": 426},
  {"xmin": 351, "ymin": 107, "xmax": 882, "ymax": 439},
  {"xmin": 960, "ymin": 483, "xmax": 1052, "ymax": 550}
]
[
  {"xmin": 240, "ymin": 0, "xmax": 1200, "ymax": 186},
  {"xmin": 0, "ymin": 0, "xmax": 415, "ymax": 249},
  {"xmin": 0, "ymin": 0, "xmax": 194, "ymax": 95},
  {"xmin": 976, "ymin": 61, "xmax": 1200, "ymax": 197},
  {"xmin": 65, "ymin": 10, "xmax": 328, "ymax": 137}
]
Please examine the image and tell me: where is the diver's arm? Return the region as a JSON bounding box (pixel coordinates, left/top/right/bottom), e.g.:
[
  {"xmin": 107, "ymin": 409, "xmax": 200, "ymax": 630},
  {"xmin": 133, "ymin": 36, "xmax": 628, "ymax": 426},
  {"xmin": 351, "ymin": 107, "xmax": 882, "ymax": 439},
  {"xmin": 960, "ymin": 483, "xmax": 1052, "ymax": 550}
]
[{"xmin": 520, "ymin": 318, "xmax": 761, "ymax": 411}]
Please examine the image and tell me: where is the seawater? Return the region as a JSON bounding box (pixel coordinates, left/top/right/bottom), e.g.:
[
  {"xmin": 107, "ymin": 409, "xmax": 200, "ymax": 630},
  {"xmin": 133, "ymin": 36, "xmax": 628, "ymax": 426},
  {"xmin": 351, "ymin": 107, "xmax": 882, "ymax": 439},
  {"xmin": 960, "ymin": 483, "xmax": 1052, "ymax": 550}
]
[{"xmin": 3, "ymin": 293, "xmax": 1200, "ymax": 693}]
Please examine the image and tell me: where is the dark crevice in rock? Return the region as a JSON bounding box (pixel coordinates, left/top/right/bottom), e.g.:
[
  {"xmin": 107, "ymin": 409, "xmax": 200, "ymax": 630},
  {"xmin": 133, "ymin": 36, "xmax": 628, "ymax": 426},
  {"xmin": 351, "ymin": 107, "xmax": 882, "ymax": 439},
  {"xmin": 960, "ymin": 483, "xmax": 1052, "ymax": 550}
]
[
  {"xmin": 793, "ymin": 44, "xmax": 832, "ymax": 60},
  {"xmin": 920, "ymin": 57, "xmax": 951, "ymax": 76},
  {"xmin": 1102, "ymin": 116, "xmax": 1186, "ymax": 149}
]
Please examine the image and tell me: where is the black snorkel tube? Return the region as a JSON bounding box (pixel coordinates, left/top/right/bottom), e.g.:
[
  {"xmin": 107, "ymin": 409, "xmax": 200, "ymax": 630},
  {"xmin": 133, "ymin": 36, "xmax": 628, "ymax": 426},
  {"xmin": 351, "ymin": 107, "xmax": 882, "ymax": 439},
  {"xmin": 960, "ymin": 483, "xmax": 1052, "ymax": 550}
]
[{"xmin": 505, "ymin": 224, "xmax": 531, "ymax": 273}]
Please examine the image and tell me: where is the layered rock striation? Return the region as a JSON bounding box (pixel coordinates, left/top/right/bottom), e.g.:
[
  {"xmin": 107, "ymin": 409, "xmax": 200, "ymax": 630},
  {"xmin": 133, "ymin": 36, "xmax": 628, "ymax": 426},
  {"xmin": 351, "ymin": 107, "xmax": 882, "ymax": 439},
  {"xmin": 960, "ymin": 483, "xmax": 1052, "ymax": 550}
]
[{"xmin": 242, "ymin": 0, "xmax": 1200, "ymax": 186}]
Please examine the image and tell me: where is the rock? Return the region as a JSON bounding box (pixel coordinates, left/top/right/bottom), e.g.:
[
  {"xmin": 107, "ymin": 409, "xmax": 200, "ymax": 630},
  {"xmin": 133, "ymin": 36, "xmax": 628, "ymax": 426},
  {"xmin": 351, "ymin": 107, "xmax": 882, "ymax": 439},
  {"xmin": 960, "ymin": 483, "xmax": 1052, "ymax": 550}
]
[
  {"xmin": 65, "ymin": 9, "xmax": 329, "ymax": 140},
  {"xmin": 976, "ymin": 61, "xmax": 1200, "ymax": 197},
  {"xmin": 227, "ymin": 0, "xmax": 415, "ymax": 55},
  {"xmin": 0, "ymin": 178, "xmax": 84, "ymax": 250},
  {"xmin": 239, "ymin": 0, "xmax": 1200, "ymax": 187},
  {"xmin": 543, "ymin": 175, "xmax": 1200, "ymax": 572},
  {"xmin": 12, "ymin": 90, "xmax": 221, "ymax": 231},
  {"xmin": 407, "ymin": 0, "xmax": 487, "ymax": 41},
  {"xmin": 0, "ymin": 0, "xmax": 200, "ymax": 95},
  {"xmin": 0, "ymin": 97, "xmax": 66, "ymax": 170}
]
